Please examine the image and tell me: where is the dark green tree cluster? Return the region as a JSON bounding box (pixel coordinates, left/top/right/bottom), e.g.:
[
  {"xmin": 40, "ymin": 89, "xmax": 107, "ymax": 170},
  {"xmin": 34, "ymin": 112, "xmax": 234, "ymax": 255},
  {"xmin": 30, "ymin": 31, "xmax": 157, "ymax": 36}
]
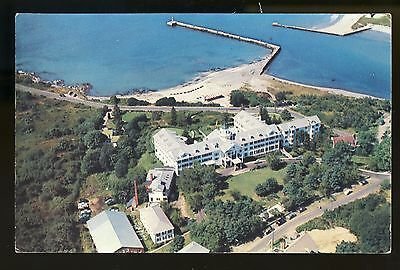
[
  {"xmin": 169, "ymin": 235, "xmax": 185, "ymax": 252},
  {"xmin": 255, "ymin": 177, "xmax": 281, "ymax": 197},
  {"xmin": 282, "ymin": 147, "xmax": 358, "ymax": 210},
  {"xmin": 127, "ymin": 97, "xmax": 150, "ymax": 106},
  {"xmin": 259, "ymin": 106, "xmax": 271, "ymax": 124},
  {"xmin": 267, "ymin": 152, "xmax": 285, "ymax": 170},
  {"xmin": 280, "ymin": 109, "xmax": 292, "ymax": 121},
  {"xmin": 190, "ymin": 198, "xmax": 264, "ymax": 252},
  {"xmin": 293, "ymin": 94, "xmax": 390, "ymax": 131},
  {"xmin": 177, "ymin": 165, "xmax": 224, "ymax": 212},
  {"xmin": 155, "ymin": 97, "xmax": 177, "ymax": 106},
  {"xmin": 369, "ymin": 134, "xmax": 391, "ymax": 172},
  {"xmin": 230, "ymin": 90, "xmax": 250, "ymax": 107}
]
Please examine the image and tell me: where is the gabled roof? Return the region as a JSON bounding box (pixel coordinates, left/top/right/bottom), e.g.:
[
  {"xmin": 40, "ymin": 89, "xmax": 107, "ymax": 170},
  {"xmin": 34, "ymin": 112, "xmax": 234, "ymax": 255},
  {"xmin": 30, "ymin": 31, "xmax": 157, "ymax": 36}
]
[
  {"xmin": 332, "ymin": 135, "xmax": 356, "ymax": 146},
  {"xmin": 87, "ymin": 210, "xmax": 143, "ymax": 253},
  {"xmin": 139, "ymin": 205, "xmax": 174, "ymax": 235},
  {"xmin": 178, "ymin": 241, "xmax": 210, "ymax": 253}
]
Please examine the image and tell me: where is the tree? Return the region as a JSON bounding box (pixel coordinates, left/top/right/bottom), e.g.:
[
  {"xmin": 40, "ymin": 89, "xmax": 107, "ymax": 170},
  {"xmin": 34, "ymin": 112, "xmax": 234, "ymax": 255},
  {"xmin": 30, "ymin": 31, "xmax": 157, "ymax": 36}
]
[
  {"xmin": 99, "ymin": 144, "xmax": 116, "ymax": 171},
  {"xmin": 81, "ymin": 149, "xmax": 102, "ymax": 175},
  {"xmin": 170, "ymin": 107, "xmax": 177, "ymax": 126},
  {"xmin": 110, "ymin": 95, "xmax": 120, "ymax": 105},
  {"xmin": 280, "ymin": 109, "xmax": 292, "ymax": 121},
  {"xmin": 113, "ymin": 104, "xmax": 123, "ymax": 135},
  {"xmin": 230, "ymin": 91, "xmax": 249, "ymax": 107},
  {"xmin": 302, "ymin": 152, "xmax": 316, "ymax": 167},
  {"xmin": 369, "ymin": 135, "xmax": 391, "ymax": 171},
  {"xmin": 255, "ymin": 178, "xmax": 280, "ymax": 197},
  {"xmin": 155, "ymin": 97, "xmax": 176, "ymax": 106},
  {"xmin": 259, "ymin": 107, "xmax": 271, "ymax": 124},
  {"xmin": 267, "ymin": 152, "xmax": 283, "ymax": 170},
  {"xmin": 230, "ymin": 190, "xmax": 242, "ymax": 201},
  {"xmin": 356, "ymin": 130, "xmax": 376, "ymax": 156},
  {"xmin": 127, "ymin": 97, "xmax": 149, "ymax": 106},
  {"xmin": 151, "ymin": 111, "xmax": 162, "ymax": 121},
  {"xmin": 275, "ymin": 91, "xmax": 287, "ymax": 102},
  {"xmin": 83, "ymin": 130, "xmax": 108, "ymax": 149},
  {"xmin": 336, "ymin": 241, "xmax": 360, "ymax": 253},
  {"xmin": 170, "ymin": 235, "xmax": 185, "ymax": 252},
  {"xmin": 115, "ymin": 157, "xmax": 128, "ymax": 178},
  {"xmin": 380, "ymin": 179, "xmax": 391, "ymax": 190}
]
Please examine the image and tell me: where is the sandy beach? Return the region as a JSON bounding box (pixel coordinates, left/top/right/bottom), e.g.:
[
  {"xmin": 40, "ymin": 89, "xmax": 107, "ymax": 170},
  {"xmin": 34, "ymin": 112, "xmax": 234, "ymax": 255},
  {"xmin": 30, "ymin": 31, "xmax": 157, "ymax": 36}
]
[{"xmin": 86, "ymin": 14, "xmax": 389, "ymax": 106}]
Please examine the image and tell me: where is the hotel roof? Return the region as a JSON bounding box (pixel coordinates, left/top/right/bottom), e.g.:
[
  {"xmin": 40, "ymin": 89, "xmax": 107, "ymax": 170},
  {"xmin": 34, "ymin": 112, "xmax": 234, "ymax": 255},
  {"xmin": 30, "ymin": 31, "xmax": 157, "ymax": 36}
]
[
  {"xmin": 139, "ymin": 205, "xmax": 174, "ymax": 235},
  {"xmin": 87, "ymin": 210, "xmax": 143, "ymax": 253},
  {"xmin": 277, "ymin": 115, "xmax": 321, "ymax": 131}
]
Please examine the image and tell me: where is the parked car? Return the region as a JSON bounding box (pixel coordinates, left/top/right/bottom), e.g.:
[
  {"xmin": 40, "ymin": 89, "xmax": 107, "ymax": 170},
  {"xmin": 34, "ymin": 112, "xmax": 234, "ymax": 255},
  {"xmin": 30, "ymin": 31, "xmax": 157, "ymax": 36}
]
[
  {"xmin": 275, "ymin": 217, "xmax": 286, "ymax": 226},
  {"xmin": 80, "ymin": 209, "xmax": 92, "ymax": 215},
  {"xmin": 105, "ymin": 197, "xmax": 115, "ymax": 206},
  {"xmin": 343, "ymin": 188, "xmax": 353, "ymax": 195},
  {"xmin": 287, "ymin": 212, "xmax": 297, "ymax": 220},
  {"xmin": 77, "ymin": 202, "xmax": 89, "ymax": 210},
  {"xmin": 358, "ymin": 179, "xmax": 368, "ymax": 185},
  {"xmin": 264, "ymin": 226, "xmax": 275, "ymax": 236},
  {"xmin": 78, "ymin": 213, "xmax": 91, "ymax": 223},
  {"xmin": 297, "ymin": 206, "xmax": 306, "ymax": 213}
]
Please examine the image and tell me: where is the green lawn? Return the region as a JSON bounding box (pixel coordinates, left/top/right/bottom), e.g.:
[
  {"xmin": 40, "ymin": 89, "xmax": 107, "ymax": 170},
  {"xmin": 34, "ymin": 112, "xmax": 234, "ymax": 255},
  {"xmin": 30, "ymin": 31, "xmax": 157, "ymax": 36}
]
[
  {"xmin": 166, "ymin": 127, "xmax": 184, "ymax": 136},
  {"xmin": 135, "ymin": 151, "xmax": 163, "ymax": 171},
  {"xmin": 220, "ymin": 167, "xmax": 287, "ymax": 206},
  {"xmin": 352, "ymin": 155, "xmax": 371, "ymax": 167},
  {"xmin": 122, "ymin": 111, "xmax": 151, "ymax": 123}
]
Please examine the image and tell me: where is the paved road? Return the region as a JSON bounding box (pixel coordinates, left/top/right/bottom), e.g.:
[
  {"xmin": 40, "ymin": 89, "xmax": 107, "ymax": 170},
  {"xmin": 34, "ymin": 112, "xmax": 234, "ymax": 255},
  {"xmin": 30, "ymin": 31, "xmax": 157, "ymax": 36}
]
[
  {"xmin": 244, "ymin": 170, "xmax": 390, "ymax": 252},
  {"xmin": 16, "ymin": 84, "xmax": 297, "ymax": 116}
]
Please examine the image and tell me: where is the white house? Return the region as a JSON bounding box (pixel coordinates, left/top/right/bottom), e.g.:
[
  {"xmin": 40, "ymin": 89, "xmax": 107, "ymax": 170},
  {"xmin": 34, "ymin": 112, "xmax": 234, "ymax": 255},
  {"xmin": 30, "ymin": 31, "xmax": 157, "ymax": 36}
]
[
  {"xmin": 145, "ymin": 167, "xmax": 175, "ymax": 204},
  {"xmin": 153, "ymin": 110, "xmax": 321, "ymax": 174},
  {"xmin": 139, "ymin": 205, "xmax": 174, "ymax": 244}
]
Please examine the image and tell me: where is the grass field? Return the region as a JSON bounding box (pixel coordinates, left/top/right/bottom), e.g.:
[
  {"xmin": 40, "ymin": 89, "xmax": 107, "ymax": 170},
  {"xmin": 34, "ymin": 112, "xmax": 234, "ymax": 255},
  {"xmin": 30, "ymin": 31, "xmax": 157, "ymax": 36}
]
[
  {"xmin": 220, "ymin": 167, "xmax": 287, "ymax": 206},
  {"xmin": 122, "ymin": 111, "xmax": 151, "ymax": 123},
  {"xmin": 135, "ymin": 151, "xmax": 163, "ymax": 171},
  {"xmin": 352, "ymin": 155, "xmax": 371, "ymax": 167}
]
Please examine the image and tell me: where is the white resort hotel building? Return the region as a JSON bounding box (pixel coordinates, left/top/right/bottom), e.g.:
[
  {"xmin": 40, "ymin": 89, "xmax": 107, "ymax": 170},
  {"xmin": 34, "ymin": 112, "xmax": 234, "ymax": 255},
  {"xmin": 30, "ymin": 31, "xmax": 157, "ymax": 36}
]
[{"xmin": 153, "ymin": 110, "xmax": 321, "ymax": 174}]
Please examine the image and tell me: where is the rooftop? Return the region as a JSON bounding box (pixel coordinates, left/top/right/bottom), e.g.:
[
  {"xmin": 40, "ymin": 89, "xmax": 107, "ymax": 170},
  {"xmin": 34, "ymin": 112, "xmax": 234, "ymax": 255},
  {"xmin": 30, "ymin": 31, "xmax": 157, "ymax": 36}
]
[
  {"xmin": 87, "ymin": 210, "xmax": 143, "ymax": 253},
  {"xmin": 139, "ymin": 205, "xmax": 174, "ymax": 235},
  {"xmin": 178, "ymin": 241, "xmax": 210, "ymax": 253},
  {"xmin": 146, "ymin": 167, "xmax": 175, "ymax": 192},
  {"xmin": 277, "ymin": 115, "xmax": 321, "ymax": 131}
]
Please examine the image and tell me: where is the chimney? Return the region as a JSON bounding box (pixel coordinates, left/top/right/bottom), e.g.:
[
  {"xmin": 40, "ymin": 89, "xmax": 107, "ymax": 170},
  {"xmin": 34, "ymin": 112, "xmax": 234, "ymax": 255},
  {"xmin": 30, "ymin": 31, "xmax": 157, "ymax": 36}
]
[{"xmin": 132, "ymin": 178, "xmax": 139, "ymax": 209}]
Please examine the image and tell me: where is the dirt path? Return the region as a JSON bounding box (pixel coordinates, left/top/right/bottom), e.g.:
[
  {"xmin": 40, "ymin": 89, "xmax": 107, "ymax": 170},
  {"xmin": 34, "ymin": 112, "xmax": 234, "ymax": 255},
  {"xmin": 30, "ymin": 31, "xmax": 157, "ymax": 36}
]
[
  {"xmin": 173, "ymin": 193, "xmax": 191, "ymax": 219},
  {"xmin": 377, "ymin": 112, "xmax": 391, "ymax": 142},
  {"xmin": 308, "ymin": 227, "xmax": 357, "ymax": 253}
]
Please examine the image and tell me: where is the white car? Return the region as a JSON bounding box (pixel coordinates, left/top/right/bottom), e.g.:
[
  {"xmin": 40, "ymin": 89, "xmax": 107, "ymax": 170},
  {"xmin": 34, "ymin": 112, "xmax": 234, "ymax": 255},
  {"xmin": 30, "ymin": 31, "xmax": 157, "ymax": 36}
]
[
  {"xmin": 80, "ymin": 209, "xmax": 92, "ymax": 215},
  {"xmin": 343, "ymin": 188, "xmax": 353, "ymax": 195},
  {"xmin": 78, "ymin": 202, "xmax": 89, "ymax": 210}
]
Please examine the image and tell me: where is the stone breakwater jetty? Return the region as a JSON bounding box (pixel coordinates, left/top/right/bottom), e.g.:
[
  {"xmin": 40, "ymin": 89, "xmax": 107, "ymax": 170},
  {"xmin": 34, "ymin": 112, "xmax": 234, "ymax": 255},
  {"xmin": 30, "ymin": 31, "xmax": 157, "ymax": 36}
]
[
  {"xmin": 167, "ymin": 19, "xmax": 280, "ymax": 75},
  {"xmin": 271, "ymin": 22, "xmax": 371, "ymax": 36}
]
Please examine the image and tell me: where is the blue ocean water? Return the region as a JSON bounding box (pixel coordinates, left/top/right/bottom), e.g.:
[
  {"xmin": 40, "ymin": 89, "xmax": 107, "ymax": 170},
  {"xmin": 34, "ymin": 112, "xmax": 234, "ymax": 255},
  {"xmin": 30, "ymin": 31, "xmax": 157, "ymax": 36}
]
[{"xmin": 15, "ymin": 14, "xmax": 391, "ymax": 98}]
